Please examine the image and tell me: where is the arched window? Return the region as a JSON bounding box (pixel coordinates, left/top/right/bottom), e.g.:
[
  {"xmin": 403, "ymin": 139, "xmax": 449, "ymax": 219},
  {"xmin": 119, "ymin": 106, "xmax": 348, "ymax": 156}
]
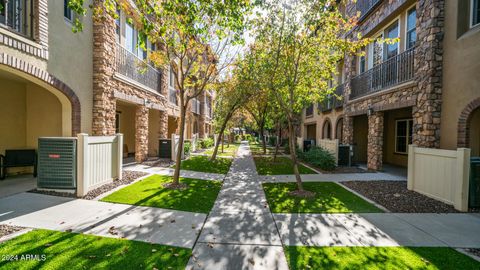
[
  {"xmin": 336, "ymin": 118, "xmax": 344, "ymax": 142},
  {"xmin": 322, "ymin": 120, "xmax": 332, "ymax": 139}
]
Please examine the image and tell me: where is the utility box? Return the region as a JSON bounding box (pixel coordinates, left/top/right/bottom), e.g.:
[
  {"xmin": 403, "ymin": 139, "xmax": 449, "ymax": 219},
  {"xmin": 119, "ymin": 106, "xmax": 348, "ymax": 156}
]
[
  {"xmin": 159, "ymin": 139, "xmax": 172, "ymax": 159},
  {"xmin": 469, "ymin": 157, "xmax": 480, "ymax": 208},
  {"xmin": 37, "ymin": 137, "xmax": 77, "ymax": 189},
  {"xmin": 303, "ymin": 140, "xmax": 315, "ymax": 152},
  {"xmin": 338, "ymin": 145, "xmax": 355, "ymax": 167}
]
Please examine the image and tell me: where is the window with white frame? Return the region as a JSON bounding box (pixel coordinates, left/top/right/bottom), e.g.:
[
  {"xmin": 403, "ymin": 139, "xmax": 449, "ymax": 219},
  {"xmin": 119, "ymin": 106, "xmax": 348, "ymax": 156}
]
[
  {"xmin": 406, "ymin": 8, "xmax": 416, "ymax": 49},
  {"xmin": 125, "ymin": 21, "xmax": 136, "ymax": 53},
  {"xmin": 359, "ymin": 47, "xmax": 366, "ymax": 74},
  {"xmin": 64, "ymin": 0, "xmax": 73, "ymax": 21},
  {"xmin": 115, "ymin": 9, "xmax": 121, "ymax": 43},
  {"xmin": 395, "ymin": 119, "xmax": 413, "ymax": 154},
  {"xmin": 472, "ymin": 0, "xmax": 480, "ymax": 27},
  {"xmin": 385, "ymin": 21, "xmax": 399, "ymax": 60}
]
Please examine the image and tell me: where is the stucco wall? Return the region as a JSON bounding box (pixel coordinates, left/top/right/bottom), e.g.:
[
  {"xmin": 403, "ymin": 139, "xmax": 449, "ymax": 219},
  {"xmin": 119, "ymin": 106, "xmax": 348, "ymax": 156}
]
[
  {"xmin": 47, "ymin": 1, "xmax": 93, "ymax": 134},
  {"xmin": 0, "ymin": 80, "xmax": 27, "ymax": 154},
  {"xmin": 383, "ymin": 107, "xmax": 412, "ymax": 167},
  {"xmin": 117, "ymin": 103, "xmax": 136, "ymax": 154},
  {"xmin": 440, "ymin": 0, "xmax": 480, "ymax": 150},
  {"xmin": 301, "ymin": 104, "xmax": 344, "ymax": 143}
]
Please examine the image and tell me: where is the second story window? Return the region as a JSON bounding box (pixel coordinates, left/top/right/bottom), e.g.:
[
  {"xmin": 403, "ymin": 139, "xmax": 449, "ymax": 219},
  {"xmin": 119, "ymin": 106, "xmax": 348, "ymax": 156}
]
[
  {"xmin": 359, "ymin": 48, "xmax": 366, "ymax": 74},
  {"xmin": 115, "ymin": 9, "xmax": 121, "ymax": 42},
  {"xmin": 406, "ymin": 8, "xmax": 417, "ymax": 49},
  {"xmin": 125, "ymin": 21, "xmax": 136, "ymax": 54},
  {"xmin": 64, "ymin": 0, "xmax": 73, "ymax": 21},
  {"xmin": 385, "ymin": 21, "xmax": 399, "ymax": 60},
  {"xmin": 472, "ymin": 0, "xmax": 480, "ymax": 27},
  {"xmin": 305, "ymin": 104, "xmax": 314, "ymax": 117}
]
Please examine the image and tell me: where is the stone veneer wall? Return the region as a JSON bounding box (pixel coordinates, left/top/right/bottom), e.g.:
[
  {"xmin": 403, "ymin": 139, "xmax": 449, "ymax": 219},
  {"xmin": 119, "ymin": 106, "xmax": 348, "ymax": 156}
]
[
  {"xmin": 341, "ymin": 0, "xmax": 444, "ymax": 170},
  {"xmin": 92, "ymin": 0, "xmax": 170, "ymax": 162},
  {"xmin": 412, "ymin": 0, "xmax": 444, "ymax": 148}
]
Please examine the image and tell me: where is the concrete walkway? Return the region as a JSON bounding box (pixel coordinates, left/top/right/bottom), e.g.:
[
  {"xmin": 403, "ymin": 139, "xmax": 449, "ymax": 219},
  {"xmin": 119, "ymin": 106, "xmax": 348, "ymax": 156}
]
[
  {"xmin": 0, "ymin": 175, "xmax": 36, "ymax": 198},
  {"xmin": 274, "ymin": 213, "xmax": 480, "ymax": 248},
  {"xmin": 123, "ymin": 164, "xmax": 225, "ymax": 181},
  {"xmin": 187, "ymin": 143, "xmax": 289, "ymax": 270},
  {"xmin": 0, "ymin": 192, "xmax": 205, "ymax": 248}
]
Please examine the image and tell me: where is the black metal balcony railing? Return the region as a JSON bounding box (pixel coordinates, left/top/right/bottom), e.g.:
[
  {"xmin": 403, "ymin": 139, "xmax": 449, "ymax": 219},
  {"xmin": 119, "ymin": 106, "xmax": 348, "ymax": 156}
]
[
  {"xmin": 356, "ymin": 0, "xmax": 382, "ymax": 20},
  {"xmin": 115, "ymin": 44, "xmax": 162, "ymax": 92},
  {"xmin": 350, "ymin": 47, "xmax": 415, "ymax": 100},
  {"xmin": 334, "ymin": 84, "xmax": 345, "ymax": 108},
  {"xmin": 319, "ymin": 96, "xmax": 333, "ymax": 112},
  {"xmin": 0, "ymin": 0, "xmax": 34, "ymax": 38}
]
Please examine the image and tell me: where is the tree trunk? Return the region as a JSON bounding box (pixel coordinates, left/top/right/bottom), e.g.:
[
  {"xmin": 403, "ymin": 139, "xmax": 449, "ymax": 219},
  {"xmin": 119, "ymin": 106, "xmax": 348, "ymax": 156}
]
[
  {"xmin": 221, "ymin": 133, "xmax": 224, "ymax": 153},
  {"xmin": 211, "ymin": 120, "xmax": 228, "ymax": 161},
  {"xmin": 274, "ymin": 122, "xmax": 282, "ymax": 162},
  {"xmin": 172, "ymin": 103, "xmax": 187, "ymax": 185},
  {"xmin": 260, "ymin": 127, "xmax": 266, "ymax": 155},
  {"xmin": 288, "ymin": 119, "xmax": 303, "ymax": 191}
]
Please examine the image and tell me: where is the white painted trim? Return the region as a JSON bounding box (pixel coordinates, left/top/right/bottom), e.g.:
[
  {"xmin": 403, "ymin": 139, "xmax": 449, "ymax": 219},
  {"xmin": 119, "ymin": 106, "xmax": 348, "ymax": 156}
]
[{"xmin": 404, "ymin": 4, "xmax": 417, "ymax": 50}]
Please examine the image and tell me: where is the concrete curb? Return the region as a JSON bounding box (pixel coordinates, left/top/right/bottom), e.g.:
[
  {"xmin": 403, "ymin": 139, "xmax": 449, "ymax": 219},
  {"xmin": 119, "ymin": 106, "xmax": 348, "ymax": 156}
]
[
  {"xmin": 335, "ymin": 182, "xmax": 391, "ymax": 213},
  {"xmin": 0, "ymin": 228, "xmax": 33, "ymax": 243}
]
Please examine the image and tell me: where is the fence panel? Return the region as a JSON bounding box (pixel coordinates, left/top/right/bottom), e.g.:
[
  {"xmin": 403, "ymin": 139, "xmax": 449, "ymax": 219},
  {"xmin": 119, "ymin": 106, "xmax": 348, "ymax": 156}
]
[
  {"xmin": 407, "ymin": 145, "xmax": 470, "ymax": 211},
  {"xmin": 77, "ymin": 134, "xmax": 123, "ymax": 197}
]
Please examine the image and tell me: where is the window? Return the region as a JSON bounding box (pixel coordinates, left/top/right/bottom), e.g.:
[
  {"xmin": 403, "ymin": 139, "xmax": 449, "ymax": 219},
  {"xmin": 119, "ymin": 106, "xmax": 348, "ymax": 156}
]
[
  {"xmin": 64, "ymin": 0, "xmax": 73, "ymax": 21},
  {"xmin": 125, "ymin": 21, "xmax": 136, "ymax": 53},
  {"xmin": 169, "ymin": 66, "xmax": 175, "ymax": 88},
  {"xmin": 322, "ymin": 120, "xmax": 332, "ymax": 139},
  {"xmin": 115, "ymin": 9, "xmax": 121, "ymax": 42},
  {"xmin": 406, "ymin": 8, "xmax": 416, "ymax": 49},
  {"xmin": 395, "ymin": 119, "xmax": 413, "ymax": 154},
  {"xmin": 385, "ymin": 21, "xmax": 399, "ymax": 60},
  {"xmin": 472, "ymin": 0, "xmax": 480, "ymax": 27},
  {"xmin": 305, "ymin": 104, "xmax": 314, "ymax": 117},
  {"xmin": 359, "ymin": 47, "xmax": 366, "ymax": 73}
]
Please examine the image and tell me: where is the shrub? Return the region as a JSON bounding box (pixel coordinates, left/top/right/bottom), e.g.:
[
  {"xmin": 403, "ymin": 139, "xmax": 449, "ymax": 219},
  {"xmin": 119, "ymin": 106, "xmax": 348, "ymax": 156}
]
[
  {"xmin": 268, "ymin": 136, "xmax": 277, "ymax": 146},
  {"xmin": 184, "ymin": 141, "xmax": 192, "ymax": 156},
  {"xmin": 199, "ymin": 137, "xmax": 214, "ymax": 149},
  {"xmin": 245, "ymin": 134, "xmax": 254, "ymax": 142},
  {"xmin": 297, "ymin": 146, "xmax": 336, "ymax": 171},
  {"xmin": 235, "ymin": 134, "xmax": 243, "ymax": 143}
]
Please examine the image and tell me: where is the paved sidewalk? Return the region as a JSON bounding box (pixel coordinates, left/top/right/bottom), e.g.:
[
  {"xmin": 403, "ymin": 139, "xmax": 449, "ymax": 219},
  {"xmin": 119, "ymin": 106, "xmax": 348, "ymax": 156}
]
[
  {"xmin": 123, "ymin": 164, "xmax": 225, "ymax": 181},
  {"xmin": 0, "ymin": 192, "xmax": 205, "ymax": 248},
  {"xmin": 187, "ymin": 143, "xmax": 289, "ymax": 270},
  {"xmin": 274, "ymin": 213, "xmax": 480, "ymax": 248}
]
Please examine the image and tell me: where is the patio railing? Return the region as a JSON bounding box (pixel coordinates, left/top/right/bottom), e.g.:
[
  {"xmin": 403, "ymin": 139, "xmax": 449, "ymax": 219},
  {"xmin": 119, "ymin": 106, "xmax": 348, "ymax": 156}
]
[
  {"xmin": 115, "ymin": 44, "xmax": 162, "ymax": 92},
  {"xmin": 356, "ymin": 0, "xmax": 383, "ymax": 20},
  {"xmin": 0, "ymin": 0, "xmax": 34, "ymax": 38},
  {"xmin": 350, "ymin": 47, "xmax": 415, "ymax": 99}
]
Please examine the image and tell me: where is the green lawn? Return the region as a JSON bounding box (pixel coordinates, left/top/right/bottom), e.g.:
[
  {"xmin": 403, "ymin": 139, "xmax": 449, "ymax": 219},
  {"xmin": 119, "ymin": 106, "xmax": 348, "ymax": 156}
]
[
  {"xmin": 285, "ymin": 246, "xmax": 480, "ymax": 270},
  {"xmin": 253, "ymin": 156, "xmax": 317, "ymax": 175},
  {"xmin": 249, "ymin": 143, "xmax": 277, "ymax": 155},
  {"xmin": 0, "ymin": 229, "xmax": 190, "ymax": 270},
  {"xmin": 202, "ymin": 143, "xmax": 240, "ymax": 157},
  {"xmin": 101, "ymin": 175, "xmax": 222, "ymax": 213},
  {"xmin": 262, "ymin": 182, "xmax": 382, "ymax": 213},
  {"xmin": 179, "ymin": 156, "xmax": 232, "ymax": 174}
]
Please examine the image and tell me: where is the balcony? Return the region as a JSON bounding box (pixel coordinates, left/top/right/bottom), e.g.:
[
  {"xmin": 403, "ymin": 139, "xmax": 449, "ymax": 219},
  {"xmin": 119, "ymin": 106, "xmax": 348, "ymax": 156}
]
[
  {"xmin": 0, "ymin": 0, "xmax": 34, "ymax": 38},
  {"xmin": 356, "ymin": 0, "xmax": 382, "ymax": 21},
  {"xmin": 334, "ymin": 84, "xmax": 345, "ymax": 108},
  {"xmin": 115, "ymin": 44, "xmax": 162, "ymax": 92},
  {"xmin": 191, "ymin": 98, "xmax": 201, "ymax": 114},
  {"xmin": 350, "ymin": 47, "xmax": 415, "ymax": 100},
  {"xmin": 318, "ymin": 84, "xmax": 344, "ymax": 112}
]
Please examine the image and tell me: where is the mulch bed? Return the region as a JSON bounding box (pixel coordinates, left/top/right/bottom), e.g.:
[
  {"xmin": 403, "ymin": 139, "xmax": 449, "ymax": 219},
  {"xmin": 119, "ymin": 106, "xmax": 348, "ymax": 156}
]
[
  {"xmin": 0, "ymin": 224, "xmax": 25, "ymax": 238},
  {"xmin": 82, "ymin": 170, "xmax": 148, "ymax": 200},
  {"xmin": 29, "ymin": 170, "xmax": 148, "ymax": 200},
  {"xmin": 342, "ymin": 180, "xmax": 459, "ymax": 213}
]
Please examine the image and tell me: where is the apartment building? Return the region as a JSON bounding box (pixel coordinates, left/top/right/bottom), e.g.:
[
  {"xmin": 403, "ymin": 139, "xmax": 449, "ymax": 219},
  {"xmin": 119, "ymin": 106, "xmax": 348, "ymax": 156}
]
[
  {"xmin": 300, "ymin": 0, "xmax": 480, "ymax": 171},
  {"xmin": 0, "ymin": 0, "xmax": 215, "ymax": 167}
]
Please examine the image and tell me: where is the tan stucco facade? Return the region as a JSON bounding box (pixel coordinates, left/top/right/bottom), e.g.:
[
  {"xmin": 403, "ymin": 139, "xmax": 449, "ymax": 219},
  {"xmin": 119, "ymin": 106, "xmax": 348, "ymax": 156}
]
[{"xmin": 440, "ymin": 0, "xmax": 480, "ymax": 152}]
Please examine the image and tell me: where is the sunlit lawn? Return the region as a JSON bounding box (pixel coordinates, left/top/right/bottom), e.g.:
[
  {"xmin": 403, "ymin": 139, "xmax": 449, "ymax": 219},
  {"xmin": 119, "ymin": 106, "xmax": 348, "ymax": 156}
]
[
  {"xmin": 0, "ymin": 229, "xmax": 190, "ymax": 270},
  {"xmin": 202, "ymin": 143, "xmax": 240, "ymax": 158},
  {"xmin": 101, "ymin": 175, "xmax": 222, "ymax": 213},
  {"xmin": 254, "ymin": 156, "xmax": 317, "ymax": 175},
  {"xmin": 263, "ymin": 182, "xmax": 382, "ymax": 213},
  {"xmin": 249, "ymin": 142, "xmax": 277, "ymax": 155},
  {"xmin": 285, "ymin": 246, "xmax": 480, "ymax": 270},
  {"xmin": 178, "ymin": 156, "xmax": 232, "ymax": 174}
]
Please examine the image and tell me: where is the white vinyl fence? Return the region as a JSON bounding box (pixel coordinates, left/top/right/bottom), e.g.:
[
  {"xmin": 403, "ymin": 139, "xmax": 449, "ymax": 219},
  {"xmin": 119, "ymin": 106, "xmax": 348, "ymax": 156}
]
[
  {"xmin": 407, "ymin": 145, "xmax": 471, "ymax": 211},
  {"xmin": 317, "ymin": 139, "xmax": 339, "ymax": 165},
  {"xmin": 171, "ymin": 134, "xmax": 185, "ymax": 161},
  {"xmin": 77, "ymin": 133, "xmax": 123, "ymax": 197},
  {"xmin": 296, "ymin": 137, "xmax": 304, "ymax": 151}
]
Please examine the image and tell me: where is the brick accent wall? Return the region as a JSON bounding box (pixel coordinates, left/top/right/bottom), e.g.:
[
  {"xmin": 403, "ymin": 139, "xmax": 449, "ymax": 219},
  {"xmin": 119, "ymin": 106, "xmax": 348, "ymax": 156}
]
[{"xmin": 457, "ymin": 98, "xmax": 480, "ymax": 148}]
